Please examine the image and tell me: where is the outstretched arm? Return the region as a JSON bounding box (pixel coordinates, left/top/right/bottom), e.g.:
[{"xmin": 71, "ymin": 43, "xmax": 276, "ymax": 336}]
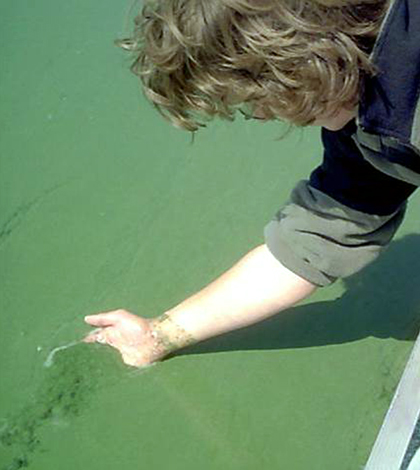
[{"xmin": 84, "ymin": 244, "xmax": 316, "ymax": 367}]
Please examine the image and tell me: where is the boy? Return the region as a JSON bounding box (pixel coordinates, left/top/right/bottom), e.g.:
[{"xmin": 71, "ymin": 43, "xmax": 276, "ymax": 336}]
[{"xmin": 84, "ymin": 0, "xmax": 420, "ymax": 367}]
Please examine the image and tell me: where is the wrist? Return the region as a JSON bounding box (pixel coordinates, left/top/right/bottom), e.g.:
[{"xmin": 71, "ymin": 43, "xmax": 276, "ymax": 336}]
[{"xmin": 148, "ymin": 312, "xmax": 196, "ymax": 359}]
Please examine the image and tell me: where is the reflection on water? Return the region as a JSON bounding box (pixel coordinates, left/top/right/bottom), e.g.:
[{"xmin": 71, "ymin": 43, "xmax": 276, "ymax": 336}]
[{"xmin": 0, "ymin": 343, "xmax": 120, "ymax": 470}]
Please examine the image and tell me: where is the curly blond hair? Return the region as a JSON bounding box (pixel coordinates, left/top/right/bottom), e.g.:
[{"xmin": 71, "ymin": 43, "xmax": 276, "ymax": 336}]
[{"xmin": 117, "ymin": 0, "xmax": 388, "ymax": 131}]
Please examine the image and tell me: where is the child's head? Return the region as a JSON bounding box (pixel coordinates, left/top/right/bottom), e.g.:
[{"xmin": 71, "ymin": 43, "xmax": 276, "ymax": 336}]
[{"xmin": 120, "ymin": 0, "xmax": 387, "ymax": 131}]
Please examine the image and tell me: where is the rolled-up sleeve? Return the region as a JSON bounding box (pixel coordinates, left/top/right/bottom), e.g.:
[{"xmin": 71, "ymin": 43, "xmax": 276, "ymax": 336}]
[{"xmin": 264, "ymin": 121, "xmax": 417, "ymax": 287}]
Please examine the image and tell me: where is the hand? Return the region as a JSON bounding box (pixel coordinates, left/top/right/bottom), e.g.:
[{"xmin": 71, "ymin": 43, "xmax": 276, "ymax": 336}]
[{"xmin": 83, "ymin": 309, "xmax": 163, "ymax": 368}]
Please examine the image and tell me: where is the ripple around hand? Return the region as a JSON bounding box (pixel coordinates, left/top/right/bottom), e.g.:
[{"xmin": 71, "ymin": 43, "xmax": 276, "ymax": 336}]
[{"xmin": 0, "ymin": 343, "xmax": 122, "ymax": 470}]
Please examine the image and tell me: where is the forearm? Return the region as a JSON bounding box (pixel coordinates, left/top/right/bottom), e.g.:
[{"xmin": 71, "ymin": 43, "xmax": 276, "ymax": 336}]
[{"xmin": 150, "ymin": 244, "xmax": 316, "ymax": 356}]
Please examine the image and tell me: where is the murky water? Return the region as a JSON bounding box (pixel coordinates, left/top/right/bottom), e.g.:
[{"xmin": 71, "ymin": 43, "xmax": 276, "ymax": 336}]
[{"xmin": 1, "ymin": 344, "xmax": 114, "ymax": 470}]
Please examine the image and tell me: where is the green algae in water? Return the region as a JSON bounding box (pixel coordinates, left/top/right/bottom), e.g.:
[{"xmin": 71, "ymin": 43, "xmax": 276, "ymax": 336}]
[{"xmin": 0, "ymin": 342, "xmax": 123, "ymax": 470}]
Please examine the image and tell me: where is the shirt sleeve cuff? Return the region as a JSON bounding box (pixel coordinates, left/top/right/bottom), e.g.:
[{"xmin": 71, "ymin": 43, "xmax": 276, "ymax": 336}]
[{"xmin": 264, "ymin": 220, "xmax": 338, "ymax": 288}]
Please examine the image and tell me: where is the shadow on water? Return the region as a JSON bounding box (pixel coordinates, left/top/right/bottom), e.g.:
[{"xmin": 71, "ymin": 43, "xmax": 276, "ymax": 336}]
[
  {"xmin": 1, "ymin": 234, "xmax": 419, "ymax": 469},
  {"xmin": 184, "ymin": 233, "xmax": 420, "ymax": 356},
  {"xmin": 0, "ymin": 344, "xmax": 125, "ymax": 470}
]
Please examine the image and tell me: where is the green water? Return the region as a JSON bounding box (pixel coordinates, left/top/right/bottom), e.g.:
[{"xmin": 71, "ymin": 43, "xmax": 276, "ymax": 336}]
[{"xmin": 1, "ymin": 1, "xmax": 420, "ymax": 469}]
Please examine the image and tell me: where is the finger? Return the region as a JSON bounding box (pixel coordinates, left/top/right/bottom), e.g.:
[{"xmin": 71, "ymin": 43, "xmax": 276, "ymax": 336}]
[
  {"xmin": 83, "ymin": 328, "xmax": 105, "ymax": 343},
  {"xmin": 84, "ymin": 312, "xmax": 122, "ymax": 327},
  {"xmin": 83, "ymin": 333, "xmax": 98, "ymax": 343}
]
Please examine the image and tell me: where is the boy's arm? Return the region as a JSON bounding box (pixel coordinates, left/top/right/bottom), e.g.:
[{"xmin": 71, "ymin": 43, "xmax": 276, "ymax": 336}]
[
  {"xmin": 84, "ymin": 244, "xmax": 316, "ymax": 367},
  {"xmin": 155, "ymin": 244, "xmax": 316, "ymax": 342}
]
